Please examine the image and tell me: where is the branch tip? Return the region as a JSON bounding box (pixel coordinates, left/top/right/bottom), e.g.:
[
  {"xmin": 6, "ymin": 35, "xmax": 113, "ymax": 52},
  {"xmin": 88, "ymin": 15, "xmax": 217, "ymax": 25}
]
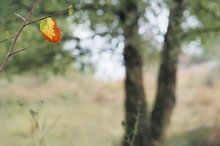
[{"xmin": 14, "ymin": 12, "xmax": 25, "ymax": 21}]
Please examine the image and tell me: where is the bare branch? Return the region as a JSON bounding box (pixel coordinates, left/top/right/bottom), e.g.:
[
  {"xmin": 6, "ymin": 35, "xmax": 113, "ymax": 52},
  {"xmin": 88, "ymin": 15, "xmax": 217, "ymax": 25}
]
[
  {"xmin": 0, "ymin": 7, "xmax": 72, "ymax": 45},
  {"xmin": 0, "ymin": 35, "xmax": 17, "ymax": 43},
  {"xmin": 0, "ymin": 1, "xmax": 72, "ymax": 74},
  {"xmin": 0, "ymin": 0, "xmax": 41, "ymax": 74},
  {"xmin": 10, "ymin": 48, "xmax": 27, "ymax": 56},
  {"xmin": 24, "ymin": 7, "xmax": 71, "ymax": 26},
  {"xmin": 182, "ymin": 26, "xmax": 220, "ymax": 39}
]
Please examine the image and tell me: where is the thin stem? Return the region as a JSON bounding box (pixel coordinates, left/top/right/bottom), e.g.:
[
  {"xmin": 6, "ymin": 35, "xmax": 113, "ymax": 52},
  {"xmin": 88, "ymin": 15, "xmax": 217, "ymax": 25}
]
[
  {"xmin": 10, "ymin": 48, "xmax": 26, "ymax": 56},
  {"xmin": 0, "ymin": 35, "xmax": 17, "ymax": 43},
  {"xmin": 25, "ymin": 8, "xmax": 70, "ymax": 26},
  {"xmin": 43, "ymin": 116, "xmax": 61, "ymax": 138},
  {"xmin": 0, "ymin": 0, "xmax": 41, "ymax": 74},
  {"xmin": 123, "ymin": 108, "xmax": 142, "ymax": 146},
  {"xmin": 14, "ymin": 12, "xmax": 25, "ymax": 21},
  {"xmin": 181, "ymin": 26, "xmax": 220, "ymax": 40},
  {"xmin": 130, "ymin": 109, "xmax": 140, "ymax": 146}
]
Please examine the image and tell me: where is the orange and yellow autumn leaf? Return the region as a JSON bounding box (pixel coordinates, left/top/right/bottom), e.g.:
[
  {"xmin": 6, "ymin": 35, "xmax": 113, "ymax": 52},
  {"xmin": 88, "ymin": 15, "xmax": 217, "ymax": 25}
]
[{"xmin": 40, "ymin": 18, "xmax": 62, "ymax": 44}]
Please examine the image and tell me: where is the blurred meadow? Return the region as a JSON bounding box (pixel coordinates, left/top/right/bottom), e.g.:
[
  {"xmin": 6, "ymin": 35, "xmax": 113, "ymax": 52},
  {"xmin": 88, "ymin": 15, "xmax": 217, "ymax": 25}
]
[{"xmin": 1, "ymin": 63, "xmax": 220, "ymax": 146}]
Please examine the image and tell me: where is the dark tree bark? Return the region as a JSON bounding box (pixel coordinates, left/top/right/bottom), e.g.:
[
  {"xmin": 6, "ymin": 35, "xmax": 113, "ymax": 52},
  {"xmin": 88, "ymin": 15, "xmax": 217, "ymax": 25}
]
[
  {"xmin": 149, "ymin": 0, "xmax": 186, "ymax": 145},
  {"xmin": 122, "ymin": 1, "xmax": 148, "ymax": 146},
  {"xmin": 121, "ymin": 0, "xmax": 186, "ymax": 146}
]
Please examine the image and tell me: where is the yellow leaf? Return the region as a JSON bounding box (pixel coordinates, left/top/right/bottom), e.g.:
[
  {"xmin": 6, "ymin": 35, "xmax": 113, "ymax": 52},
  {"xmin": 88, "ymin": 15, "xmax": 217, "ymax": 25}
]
[
  {"xmin": 68, "ymin": 5, "xmax": 74, "ymax": 15},
  {"xmin": 40, "ymin": 18, "xmax": 62, "ymax": 44}
]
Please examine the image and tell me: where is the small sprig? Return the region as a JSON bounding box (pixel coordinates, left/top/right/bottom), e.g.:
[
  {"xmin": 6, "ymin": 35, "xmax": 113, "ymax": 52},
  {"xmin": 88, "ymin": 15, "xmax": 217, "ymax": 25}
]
[
  {"xmin": 14, "ymin": 12, "xmax": 25, "ymax": 21},
  {"xmin": 123, "ymin": 106, "xmax": 143, "ymax": 146},
  {"xmin": 18, "ymin": 101, "xmax": 60, "ymax": 146}
]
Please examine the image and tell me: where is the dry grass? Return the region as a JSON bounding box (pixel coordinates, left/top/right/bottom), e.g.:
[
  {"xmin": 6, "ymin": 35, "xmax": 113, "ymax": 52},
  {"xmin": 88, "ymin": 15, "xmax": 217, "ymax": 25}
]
[
  {"xmin": 167, "ymin": 63, "xmax": 220, "ymax": 145},
  {"xmin": 0, "ymin": 73, "xmax": 124, "ymax": 146},
  {"xmin": 0, "ymin": 63, "xmax": 220, "ymax": 146}
]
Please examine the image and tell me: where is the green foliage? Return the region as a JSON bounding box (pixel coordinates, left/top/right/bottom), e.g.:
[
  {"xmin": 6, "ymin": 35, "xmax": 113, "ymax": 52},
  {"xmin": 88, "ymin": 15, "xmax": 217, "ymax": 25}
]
[
  {"xmin": 68, "ymin": 0, "xmax": 161, "ymax": 66},
  {"xmin": 189, "ymin": 0, "xmax": 220, "ymax": 28},
  {"xmin": 184, "ymin": 0, "xmax": 220, "ymax": 60}
]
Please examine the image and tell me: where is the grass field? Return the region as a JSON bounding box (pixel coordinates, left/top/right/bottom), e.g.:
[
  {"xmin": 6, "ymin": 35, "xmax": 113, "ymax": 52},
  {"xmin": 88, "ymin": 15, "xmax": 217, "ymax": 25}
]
[{"xmin": 0, "ymin": 63, "xmax": 220, "ymax": 146}]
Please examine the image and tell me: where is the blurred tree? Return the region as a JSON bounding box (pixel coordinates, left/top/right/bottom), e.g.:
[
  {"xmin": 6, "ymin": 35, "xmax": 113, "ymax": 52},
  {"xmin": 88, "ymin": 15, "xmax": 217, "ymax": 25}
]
[
  {"xmin": 149, "ymin": 0, "xmax": 220, "ymax": 145},
  {"xmin": 149, "ymin": 0, "xmax": 186, "ymax": 145},
  {"xmin": 68, "ymin": 1, "xmax": 149, "ymax": 146},
  {"xmin": 68, "ymin": 0, "xmax": 185, "ymax": 146}
]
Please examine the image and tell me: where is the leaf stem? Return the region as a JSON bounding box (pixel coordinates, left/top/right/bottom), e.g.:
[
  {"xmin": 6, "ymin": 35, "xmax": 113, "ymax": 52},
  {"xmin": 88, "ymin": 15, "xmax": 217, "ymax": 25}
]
[{"xmin": 24, "ymin": 8, "xmax": 70, "ymax": 26}]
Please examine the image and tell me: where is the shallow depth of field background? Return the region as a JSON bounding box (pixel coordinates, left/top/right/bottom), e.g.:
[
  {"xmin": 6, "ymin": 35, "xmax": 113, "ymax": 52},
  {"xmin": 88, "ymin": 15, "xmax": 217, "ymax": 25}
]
[
  {"xmin": 1, "ymin": 0, "xmax": 220, "ymax": 146},
  {"xmin": 1, "ymin": 63, "xmax": 220, "ymax": 146}
]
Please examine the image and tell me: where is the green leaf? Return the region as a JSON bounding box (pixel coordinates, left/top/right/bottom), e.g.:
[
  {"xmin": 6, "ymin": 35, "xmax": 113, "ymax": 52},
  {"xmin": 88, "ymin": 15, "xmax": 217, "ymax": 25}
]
[
  {"xmin": 68, "ymin": 5, "xmax": 73, "ymax": 15},
  {"xmin": 40, "ymin": 18, "xmax": 47, "ymax": 32}
]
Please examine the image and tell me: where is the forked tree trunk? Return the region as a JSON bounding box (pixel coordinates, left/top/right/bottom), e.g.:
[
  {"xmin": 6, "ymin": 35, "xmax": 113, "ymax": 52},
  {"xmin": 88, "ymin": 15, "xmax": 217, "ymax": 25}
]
[
  {"xmin": 122, "ymin": 0, "xmax": 185, "ymax": 146},
  {"xmin": 149, "ymin": 0, "xmax": 186, "ymax": 145}
]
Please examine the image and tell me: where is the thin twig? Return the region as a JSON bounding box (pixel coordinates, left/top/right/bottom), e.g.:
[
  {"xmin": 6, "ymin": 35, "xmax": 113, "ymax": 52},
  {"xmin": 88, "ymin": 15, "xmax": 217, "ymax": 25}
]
[
  {"xmin": 14, "ymin": 12, "xmax": 25, "ymax": 21},
  {"xmin": 24, "ymin": 8, "xmax": 71, "ymax": 26},
  {"xmin": 43, "ymin": 116, "xmax": 61, "ymax": 138},
  {"xmin": 181, "ymin": 26, "xmax": 220, "ymax": 40},
  {"xmin": 10, "ymin": 48, "xmax": 26, "ymax": 56},
  {"xmin": 123, "ymin": 108, "xmax": 142, "ymax": 146},
  {"xmin": 0, "ymin": 35, "xmax": 17, "ymax": 43},
  {"xmin": 0, "ymin": 0, "xmax": 41, "ymax": 74},
  {"xmin": 130, "ymin": 109, "xmax": 141, "ymax": 146}
]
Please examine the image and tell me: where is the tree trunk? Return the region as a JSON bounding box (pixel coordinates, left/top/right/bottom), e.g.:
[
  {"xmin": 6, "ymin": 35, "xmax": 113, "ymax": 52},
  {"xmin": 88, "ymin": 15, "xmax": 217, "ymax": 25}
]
[
  {"xmin": 122, "ymin": 1, "xmax": 148, "ymax": 146},
  {"xmin": 149, "ymin": 0, "xmax": 186, "ymax": 145}
]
